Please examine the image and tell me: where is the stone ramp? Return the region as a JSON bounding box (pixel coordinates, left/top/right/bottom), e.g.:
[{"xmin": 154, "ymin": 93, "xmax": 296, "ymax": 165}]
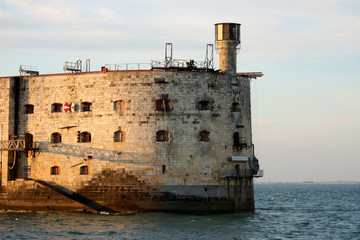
[{"xmin": 32, "ymin": 179, "xmax": 118, "ymax": 214}]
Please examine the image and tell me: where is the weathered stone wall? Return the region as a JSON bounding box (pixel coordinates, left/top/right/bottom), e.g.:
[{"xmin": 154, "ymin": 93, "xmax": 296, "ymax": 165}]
[{"xmin": 11, "ymin": 70, "xmax": 253, "ymax": 189}]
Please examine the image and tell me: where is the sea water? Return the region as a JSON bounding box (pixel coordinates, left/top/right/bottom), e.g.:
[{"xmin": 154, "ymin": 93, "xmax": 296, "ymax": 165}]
[{"xmin": 0, "ymin": 184, "xmax": 359, "ymax": 239}]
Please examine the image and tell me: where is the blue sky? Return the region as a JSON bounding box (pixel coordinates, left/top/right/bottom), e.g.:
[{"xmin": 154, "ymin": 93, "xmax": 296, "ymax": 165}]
[{"xmin": 1, "ymin": 0, "xmax": 359, "ymax": 182}]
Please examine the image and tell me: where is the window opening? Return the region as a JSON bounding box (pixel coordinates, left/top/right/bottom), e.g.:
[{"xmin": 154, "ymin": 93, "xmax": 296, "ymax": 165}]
[
  {"xmin": 155, "ymin": 98, "xmax": 172, "ymax": 112},
  {"xmin": 156, "ymin": 130, "xmax": 169, "ymax": 142},
  {"xmin": 114, "ymin": 131, "xmax": 126, "ymax": 142},
  {"xmin": 198, "ymin": 101, "xmax": 210, "ymax": 110},
  {"xmin": 51, "ymin": 132, "xmax": 62, "ymax": 143},
  {"xmin": 25, "ymin": 133, "xmax": 33, "ymax": 149},
  {"xmin": 80, "ymin": 166, "xmax": 89, "ymax": 175},
  {"xmin": 24, "ymin": 104, "xmax": 34, "ymax": 114},
  {"xmin": 233, "ymin": 132, "xmax": 246, "ymax": 151},
  {"xmin": 81, "ymin": 102, "xmax": 92, "ymax": 112},
  {"xmin": 50, "ymin": 166, "xmax": 60, "ymax": 175},
  {"xmin": 114, "ymin": 100, "xmax": 126, "ymax": 111},
  {"xmin": 199, "ymin": 130, "xmax": 210, "ymax": 142},
  {"xmin": 80, "ymin": 132, "xmax": 91, "ymax": 143},
  {"xmin": 162, "ymin": 165, "xmax": 166, "ymax": 174},
  {"xmin": 231, "ymin": 102, "xmax": 240, "ymax": 112},
  {"xmin": 51, "ymin": 103, "xmax": 63, "ymax": 113}
]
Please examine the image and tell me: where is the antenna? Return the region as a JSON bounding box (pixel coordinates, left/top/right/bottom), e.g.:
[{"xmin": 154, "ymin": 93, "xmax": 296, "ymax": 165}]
[
  {"xmin": 165, "ymin": 43, "xmax": 172, "ymax": 67},
  {"xmin": 205, "ymin": 44, "xmax": 214, "ymax": 69}
]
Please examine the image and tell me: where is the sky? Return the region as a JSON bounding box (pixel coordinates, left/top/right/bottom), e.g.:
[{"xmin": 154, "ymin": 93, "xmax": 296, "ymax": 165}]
[{"xmin": 1, "ymin": 0, "xmax": 359, "ymax": 182}]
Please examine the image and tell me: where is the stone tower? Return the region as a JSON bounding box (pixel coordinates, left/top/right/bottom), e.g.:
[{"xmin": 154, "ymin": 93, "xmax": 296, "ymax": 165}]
[{"xmin": 215, "ymin": 23, "xmax": 241, "ymax": 75}]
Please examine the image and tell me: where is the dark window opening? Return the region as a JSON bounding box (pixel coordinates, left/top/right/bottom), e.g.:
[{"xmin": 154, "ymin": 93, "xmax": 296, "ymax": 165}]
[
  {"xmin": 156, "ymin": 130, "xmax": 170, "ymax": 142},
  {"xmin": 51, "ymin": 103, "xmax": 63, "ymax": 113},
  {"xmin": 50, "ymin": 166, "xmax": 60, "ymax": 175},
  {"xmin": 162, "ymin": 165, "xmax": 166, "ymax": 174},
  {"xmin": 51, "ymin": 132, "xmax": 62, "ymax": 143},
  {"xmin": 81, "ymin": 102, "xmax": 92, "ymax": 112},
  {"xmin": 80, "ymin": 166, "xmax": 89, "ymax": 175},
  {"xmin": 80, "ymin": 132, "xmax": 91, "ymax": 143},
  {"xmin": 24, "ymin": 104, "xmax": 34, "ymax": 114},
  {"xmin": 155, "ymin": 98, "xmax": 173, "ymax": 111},
  {"xmin": 199, "ymin": 130, "xmax": 210, "ymax": 142},
  {"xmin": 114, "ymin": 131, "xmax": 126, "ymax": 142},
  {"xmin": 25, "ymin": 133, "xmax": 33, "ymax": 149},
  {"xmin": 198, "ymin": 101, "xmax": 210, "ymax": 110},
  {"xmin": 233, "ymin": 132, "xmax": 246, "ymax": 151},
  {"xmin": 114, "ymin": 100, "xmax": 126, "ymax": 111},
  {"xmin": 231, "ymin": 102, "xmax": 241, "ymax": 112}
]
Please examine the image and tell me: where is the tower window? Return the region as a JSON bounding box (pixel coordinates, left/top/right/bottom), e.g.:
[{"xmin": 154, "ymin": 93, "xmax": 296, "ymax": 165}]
[
  {"xmin": 114, "ymin": 131, "xmax": 126, "ymax": 142},
  {"xmin": 199, "ymin": 130, "xmax": 210, "ymax": 142},
  {"xmin": 51, "ymin": 132, "xmax": 62, "ymax": 143},
  {"xmin": 114, "ymin": 100, "xmax": 126, "ymax": 111},
  {"xmin": 24, "ymin": 104, "xmax": 34, "ymax": 114},
  {"xmin": 81, "ymin": 102, "xmax": 92, "ymax": 112},
  {"xmin": 80, "ymin": 166, "xmax": 89, "ymax": 175},
  {"xmin": 50, "ymin": 166, "xmax": 60, "ymax": 175},
  {"xmin": 198, "ymin": 101, "xmax": 210, "ymax": 110},
  {"xmin": 155, "ymin": 98, "xmax": 173, "ymax": 111},
  {"xmin": 25, "ymin": 133, "xmax": 33, "ymax": 149},
  {"xmin": 51, "ymin": 103, "xmax": 63, "ymax": 113},
  {"xmin": 80, "ymin": 132, "xmax": 91, "ymax": 143},
  {"xmin": 231, "ymin": 102, "xmax": 240, "ymax": 112},
  {"xmin": 156, "ymin": 130, "xmax": 170, "ymax": 142},
  {"xmin": 233, "ymin": 132, "xmax": 246, "ymax": 151}
]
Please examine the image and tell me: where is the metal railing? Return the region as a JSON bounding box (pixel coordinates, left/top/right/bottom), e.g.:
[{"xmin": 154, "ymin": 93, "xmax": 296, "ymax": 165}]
[
  {"xmin": 218, "ymin": 169, "xmax": 253, "ymax": 178},
  {"xmin": 151, "ymin": 59, "xmax": 211, "ymax": 69},
  {"xmin": 104, "ymin": 63, "xmax": 152, "ymax": 71}
]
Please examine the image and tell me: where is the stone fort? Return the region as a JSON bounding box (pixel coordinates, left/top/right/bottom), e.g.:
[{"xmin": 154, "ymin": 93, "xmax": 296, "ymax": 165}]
[{"xmin": 0, "ymin": 23, "xmax": 263, "ymax": 213}]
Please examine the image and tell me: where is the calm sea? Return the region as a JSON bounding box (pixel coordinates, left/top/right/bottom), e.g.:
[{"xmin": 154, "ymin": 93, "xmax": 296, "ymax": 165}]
[{"xmin": 0, "ymin": 184, "xmax": 359, "ymax": 239}]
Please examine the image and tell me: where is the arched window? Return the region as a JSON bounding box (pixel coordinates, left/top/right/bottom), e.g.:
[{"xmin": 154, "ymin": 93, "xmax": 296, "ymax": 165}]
[
  {"xmin": 50, "ymin": 166, "xmax": 60, "ymax": 175},
  {"xmin": 156, "ymin": 130, "xmax": 170, "ymax": 142},
  {"xmin": 24, "ymin": 104, "xmax": 34, "ymax": 114},
  {"xmin": 198, "ymin": 101, "xmax": 210, "ymax": 110},
  {"xmin": 233, "ymin": 132, "xmax": 240, "ymax": 147},
  {"xmin": 51, "ymin": 132, "xmax": 62, "ymax": 143},
  {"xmin": 51, "ymin": 103, "xmax": 63, "ymax": 113},
  {"xmin": 25, "ymin": 133, "xmax": 33, "ymax": 149},
  {"xmin": 80, "ymin": 166, "xmax": 89, "ymax": 175},
  {"xmin": 80, "ymin": 132, "xmax": 91, "ymax": 143},
  {"xmin": 155, "ymin": 98, "xmax": 173, "ymax": 111},
  {"xmin": 81, "ymin": 102, "xmax": 92, "ymax": 112},
  {"xmin": 199, "ymin": 130, "xmax": 210, "ymax": 142},
  {"xmin": 114, "ymin": 100, "xmax": 126, "ymax": 111},
  {"xmin": 231, "ymin": 102, "xmax": 240, "ymax": 112},
  {"xmin": 114, "ymin": 131, "xmax": 126, "ymax": 142}
]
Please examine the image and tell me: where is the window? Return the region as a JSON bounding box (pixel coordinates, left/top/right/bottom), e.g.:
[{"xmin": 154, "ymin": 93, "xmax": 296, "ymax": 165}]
[
  {"xmin": 80, "ymin": 132, "xmax": 91, "ymax": 143},
  {"xmin": 162, "ymin": 165, "xmax": 166, "ymax": 174},
  {"xmin": 51, "ymin": 132, "xmax": 62, "ymax": 143},
  {"xmin": 25, "ymin": 133, "xmax": 33, "ymax": 149},
  {"xmin": 114, "ymin": 100, "xmax": 126, "ymax": 111},
  {"xmin": 198, "ymin": 101, "xmax": 210, "ymax": 110},
  {"xmin": 24, "ymin": 104, "xmax": 34, "ymax": 114},
  {"xmin": 50, "ymin": 166, "xmax": 60, "ymax": 175},
  {"xmin": 80, "ymin": 166, "xmax": 89, "ymax": 175},
  {"xmin": 51, "ymin": 103, "xmax": 63, "ymax": 113},
  {"xmin": 199, "ymin": 130, "xmax": 210, "ymax": 142},
  {"xmin": 114, "ymin": 131, "xmax": 126, "ymax": 142},
  {"xmin": 81, "ymin": 102, "xmax": 92, "ymax": 112},
  {"xmin": 155, "ymin": 98, "xmax": 173, "ymax": 111},
  {"xmin": 233, "ymin": 132, "xmax": 246, "ymax": 150},
  {"xmin": 156, "ymin": 130, "xmax": 170, "ymax": 142},
  {"xmin": 231, "ymin": 102, "xmax": 240, "ymax": 112}
]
